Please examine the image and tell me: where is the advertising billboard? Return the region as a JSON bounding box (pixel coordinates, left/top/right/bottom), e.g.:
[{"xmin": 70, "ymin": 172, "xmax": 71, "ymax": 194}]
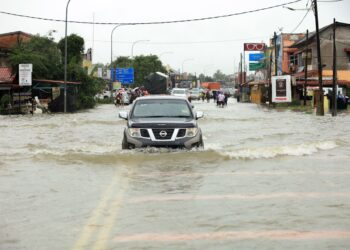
[{"xmin": 272, "ymin": 75, "xmax": 292, "ymax": 103}]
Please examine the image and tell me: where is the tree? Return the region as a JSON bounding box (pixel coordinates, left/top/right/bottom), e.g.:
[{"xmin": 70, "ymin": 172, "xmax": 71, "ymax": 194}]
[
  {"xmin": 111, "ymin": 55, "xmax": 166, "ymax": 86},
  {"xmin": 9, "ymin": 33, "xmax": 104, "ymax": 111},
  {"xmin": 58, "ymin": 34, "xmax": 85, "ymax": 64},
  {"xmin": 213, "ymin": 70, "xmax": 226, "ymax": 81},
  {"xmin": 198, "ymin": 73, "xmax": 214, "ymax": 82},
  {"xmin": 9, "ymin": 35, "xmax": 62, "ymax": 79},
  {"xmin": 111, "ymin": 56, "xmax": 133, "ymax": 68},
  {"xmin": 133, "ymin": 55, "xmax": 166, "ymax": 86}
]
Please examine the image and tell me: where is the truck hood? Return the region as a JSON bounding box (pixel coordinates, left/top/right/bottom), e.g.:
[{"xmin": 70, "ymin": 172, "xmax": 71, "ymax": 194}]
[{"xmin": 129, "ymin": 117, "xmax": 196, "ymax": 128}]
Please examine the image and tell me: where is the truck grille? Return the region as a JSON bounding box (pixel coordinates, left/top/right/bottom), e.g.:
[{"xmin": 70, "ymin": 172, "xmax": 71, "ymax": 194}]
[
  {"xmin": 152, "ymin": 129, "xmax": 174, "ymax": 140},
  {"xmin": 140, "ymin": 129, "xmax": 150, "ymax": 138}
]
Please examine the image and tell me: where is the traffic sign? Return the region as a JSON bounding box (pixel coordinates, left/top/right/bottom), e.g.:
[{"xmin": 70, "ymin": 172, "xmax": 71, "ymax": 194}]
[
  {"xmin": 19, "ymin": 64, "xmax": 32, "ymax": 86},
  {"xmin": 115, "ymin": 68, "xmax": 134, "ymax": 84},
  {"xmin": 249, "ymin": 62, "xmax": 265, "ymax": 71},
  {"xmin": 249, "ymin": 53, "xmax": 264, "ymax": 62}
]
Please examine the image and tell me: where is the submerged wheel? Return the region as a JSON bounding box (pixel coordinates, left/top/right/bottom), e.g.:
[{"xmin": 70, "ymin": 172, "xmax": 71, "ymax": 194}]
[
  {"xmin": 197, "ymin": 136, "xmax": 204, "ymax": 149},
  {"xmin": 122, "ymin": 135, "xmax": 129, "ymax": 150}
]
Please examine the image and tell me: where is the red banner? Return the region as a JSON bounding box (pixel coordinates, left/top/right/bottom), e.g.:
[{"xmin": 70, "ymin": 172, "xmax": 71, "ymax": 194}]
[{"xmin": 244, "ymin": 43, "xmax": 266, "ymax": 51}]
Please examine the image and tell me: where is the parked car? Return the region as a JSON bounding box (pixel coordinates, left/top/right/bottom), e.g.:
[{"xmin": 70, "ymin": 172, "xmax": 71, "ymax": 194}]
[
  {"xmin": 94, "ymin": 90, "xmax": 112, "ymax": 100},
  {"xmin": 189, "ymin": 88, "xmax": 201, "ymax": 100},
  {"xmin": 119, "ymin": 96, "xmax": 204, "ymax": 149},
  {"xmin": 171, "ymin": 88, "xmax": 190, "ymax": 99}
]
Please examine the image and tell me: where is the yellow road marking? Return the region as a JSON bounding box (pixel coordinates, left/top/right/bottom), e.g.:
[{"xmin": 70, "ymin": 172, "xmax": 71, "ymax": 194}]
[
  {"xmin": 91, "ymin": 180, "xmax": 128, "ymax": 250},
  {"xmin": 71, "ymin": 172, "xmax": 120, "ymax": 250}
]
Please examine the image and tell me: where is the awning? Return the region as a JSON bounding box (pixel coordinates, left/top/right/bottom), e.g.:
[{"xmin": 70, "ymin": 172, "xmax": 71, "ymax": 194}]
[
  {"xmin": 296, "ymin": 79, "xmax": 350, "ymax": 86},
  {"xmin": 248, "ymin": 80, "xmax": 269, "ymax": 86},
  {"xmin": 34, "ymin": 79, "xmax": 81, "ymax": 85}
]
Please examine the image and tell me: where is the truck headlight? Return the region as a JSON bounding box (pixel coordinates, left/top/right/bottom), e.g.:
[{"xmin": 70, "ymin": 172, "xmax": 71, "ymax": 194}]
[
  {"xmin": 186, "ymin": 127, "xmax": 198, "ymax": 137},
  {"xmin": 128, "ymin": 128, "xmax": 141, "ymax": 137}
]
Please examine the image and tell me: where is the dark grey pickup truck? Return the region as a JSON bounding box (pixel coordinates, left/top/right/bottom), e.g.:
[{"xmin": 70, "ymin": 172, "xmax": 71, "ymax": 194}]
[{"xmin": 119, "ymin": 96, "xmax": 204, "ymax": 149}]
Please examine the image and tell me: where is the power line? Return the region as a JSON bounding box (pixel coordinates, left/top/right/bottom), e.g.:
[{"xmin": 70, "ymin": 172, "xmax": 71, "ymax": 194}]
[
  {"xmin": 0, "ymin": 0, "xmax": 302, "ymax": 26},
  {"xmin": 91, "ymin": 36, "xmax": 267, "ymax": 45},
  {"xmin": 290, "ymin": 7, "xmax": 312, "ymax": 33}
]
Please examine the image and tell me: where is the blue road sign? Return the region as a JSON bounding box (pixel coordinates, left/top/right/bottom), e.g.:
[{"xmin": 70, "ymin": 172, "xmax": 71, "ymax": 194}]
[
  {"xmin": 249, "ymin": 53, "xmax": 264, "ymax": 62},
  {"xmin": 114, "ymin": 68, "xmax": 134, "ymax": 84}
]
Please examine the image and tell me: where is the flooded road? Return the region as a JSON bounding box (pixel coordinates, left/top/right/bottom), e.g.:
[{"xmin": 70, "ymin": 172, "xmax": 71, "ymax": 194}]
[{"xmin": 1, "ymin": 99, "xmax": 350, "ymax": 250}]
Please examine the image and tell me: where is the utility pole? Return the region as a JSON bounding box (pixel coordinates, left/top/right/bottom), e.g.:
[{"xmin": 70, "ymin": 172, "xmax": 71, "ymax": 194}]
[
  {"xmin": 274, "ymin": 32, "xmax": 278, "ymax": 76},
  {"xmin": 64, "ymin": 0, "xmax": 72, "ymax": 113},
  {"xmin": 332, "ymin": 18, "xmax": 337, "ymax": 117},
  {"xmin": 240, "ymin": 53, "xmax": 243, "ymax": 85},
  {"xmin": 313, "ymin": 0, "xmax": 324, "ymax": 116},
  {"xmin": 304, "ymin": 29, "xmax": 309, "ymax": 106},
  {"xmin": 239, "ymin": 52, "xmax": 242, "ymax": 102},
  {"xmin": 269, "ymin": 49, "xmax": 273, "ymax": 104},
  {"xmin": 110, "ymin": 24, "xmax": 123, "ymax": 98}
]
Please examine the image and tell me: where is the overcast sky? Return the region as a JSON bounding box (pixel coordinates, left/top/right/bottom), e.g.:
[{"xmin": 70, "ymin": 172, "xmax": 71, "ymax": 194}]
[{"xmin": 1, "ymin": 0, "xmax": 349, "ymax": 76}]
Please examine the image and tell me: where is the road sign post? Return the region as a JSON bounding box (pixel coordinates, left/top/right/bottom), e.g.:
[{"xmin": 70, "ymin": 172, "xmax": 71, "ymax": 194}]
[
  {"xmin": 19, "ymin": 64, "xmax": 32, "ymax": 114},
  {"xmin": 19, "ymin": 64, "xmax": 32, "ymax": 86}
]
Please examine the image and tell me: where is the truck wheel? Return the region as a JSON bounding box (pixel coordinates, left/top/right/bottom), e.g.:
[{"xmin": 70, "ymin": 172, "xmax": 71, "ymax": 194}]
[
  {"xmin": 197, "ymin": 136, "xmax": 204, "ymax": 149},
  {"xmin": 122, "ymin": 135, "xmax": 129, "ymax": 150}
]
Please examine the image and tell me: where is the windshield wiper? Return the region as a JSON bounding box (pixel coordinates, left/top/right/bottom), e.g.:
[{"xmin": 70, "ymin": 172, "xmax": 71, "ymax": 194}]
[
  {"xmin": 136, "ymin": 115, "xmax": 167, "ymax": 118},
  {"xmin": 135, "ymin": 115, "xmax": 191, "ymax": 118},
  {"xmin": 169, "ymin": 115, "xmax": 191, "ymax": 118}
]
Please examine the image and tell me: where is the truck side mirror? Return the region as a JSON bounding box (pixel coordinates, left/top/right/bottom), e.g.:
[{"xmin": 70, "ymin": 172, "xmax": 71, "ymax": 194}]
[
  {"xmin": 119, "ymin": 111, "xmax": 128, "ymax": 120},
  {"xmin": 196, "ymin": 111, "xmax": 203, "ymax": 119}
]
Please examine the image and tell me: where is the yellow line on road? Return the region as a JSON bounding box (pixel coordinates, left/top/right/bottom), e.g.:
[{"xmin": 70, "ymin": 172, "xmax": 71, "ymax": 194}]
[
  {"xmin": 71, "ymin": 172, "xmax": 121, "ymax": 250},
  {"xmin": 91, "ymin": 179, "xmax": 128, "ymax": 250}
]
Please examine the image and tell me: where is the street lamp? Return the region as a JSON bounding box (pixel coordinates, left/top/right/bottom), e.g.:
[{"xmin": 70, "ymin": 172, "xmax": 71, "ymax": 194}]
[
  {"xmin": 182, "ymin": 58, "xmax": 194, "ymax": 74},
  {"xmin": 110, "ymin": 24, "xmax": 124, "ymax": 97},
  {"xmin": 111, "ymin": 24, "xmax": 124, "ymax": 67},
  {"xmin": 131, "ymin": 40, "xmax": 150, "ymax": 58},
  {"xmin": 64, "ymin": 0, "xmax": 71, "ymax": 113}
]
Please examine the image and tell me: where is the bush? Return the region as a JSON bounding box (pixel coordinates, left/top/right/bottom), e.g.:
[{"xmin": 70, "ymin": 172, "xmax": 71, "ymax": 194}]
[
  {"xmin": 76, "ymin": 95, "xmax": 96, "ymax": 110},
  {"xmin": 0, "ymin": 94, "xmax": 11, "ymax": 112}
]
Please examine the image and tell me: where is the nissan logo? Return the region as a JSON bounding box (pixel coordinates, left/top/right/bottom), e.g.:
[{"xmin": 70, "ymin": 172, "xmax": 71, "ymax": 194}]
[{"xmin": 159, "ymin": 130, "xmax": 167, "ymax": 138}]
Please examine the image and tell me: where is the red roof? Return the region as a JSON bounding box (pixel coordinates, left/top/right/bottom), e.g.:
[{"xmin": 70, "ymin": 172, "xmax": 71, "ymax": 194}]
[
  {"xmin": 0, "ymin": 67, "xmax": 15, "ymax": 83},
  {"xmin": 0, "ymin": 31, "xmax": 32, "ymax": 49}
]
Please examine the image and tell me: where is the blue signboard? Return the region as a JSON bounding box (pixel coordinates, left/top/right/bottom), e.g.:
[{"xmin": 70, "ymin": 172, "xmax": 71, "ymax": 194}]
[
  {"xmin": 113, "ymin": 68, "xmax": 134, "ymax": 84},
  {"xmin": 249, "ymin": 53, "xmax": 264, "ymax": 62}
]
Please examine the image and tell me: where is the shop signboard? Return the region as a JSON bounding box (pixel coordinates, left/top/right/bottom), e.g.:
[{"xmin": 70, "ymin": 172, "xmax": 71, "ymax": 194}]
[{"xmin": 244, "ymin": 43, "xmax": 266, "ymax": 51}]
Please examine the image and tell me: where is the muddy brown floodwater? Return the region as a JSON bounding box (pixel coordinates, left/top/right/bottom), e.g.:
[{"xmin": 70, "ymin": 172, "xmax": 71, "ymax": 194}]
[{"xmin": 1, "ymin": 99, "xmax": 350, "ymax": 250}]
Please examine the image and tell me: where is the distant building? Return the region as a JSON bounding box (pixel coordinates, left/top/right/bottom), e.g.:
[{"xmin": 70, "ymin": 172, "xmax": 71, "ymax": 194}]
[
  {"xmin": 0, "ymin": 31, "xmax": 32, "ymax": 67},
  {"xmin": 270, "ymin": 33, "xmax": 305, "ymax": 76},
  {"xmin": 83, "ymin": 48, "xmax": 93, "ymax": 74},
  {"xmin": 290, "ymin": 21, "xmax": 350, "ymax": 88}
]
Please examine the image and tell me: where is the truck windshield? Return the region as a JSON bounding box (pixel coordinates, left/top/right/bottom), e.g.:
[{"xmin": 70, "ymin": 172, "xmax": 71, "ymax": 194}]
[{"xmin": 132, "ymin": 99, "xmax": 192, "ymax": 118}]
